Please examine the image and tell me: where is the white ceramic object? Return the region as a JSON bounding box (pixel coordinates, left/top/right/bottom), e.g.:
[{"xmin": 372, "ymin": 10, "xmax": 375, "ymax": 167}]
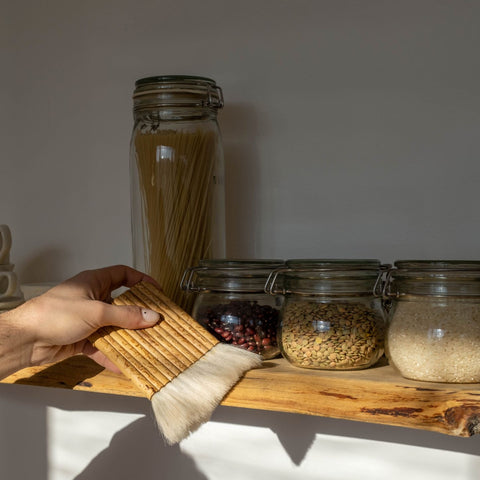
[
  {"xmin": 0, "ymin": 271, "xmax": 19, "ymax": 300},
  {"xmin": 0, "ymin": 263, "xmax": 15, "ymax": 272},
  {"xmin": 0, "ymin": 225, "xmax": 12, "ymax": 265},
  {"xmin": 0, "ymin": 297, "xmax": 24, "ymax": 312}
]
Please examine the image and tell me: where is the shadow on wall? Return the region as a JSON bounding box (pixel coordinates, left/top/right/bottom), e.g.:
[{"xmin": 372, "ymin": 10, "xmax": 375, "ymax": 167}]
[
  {"xmin": 221, "ymin": 102, "xmax": 264, "ymax": 258},
  {"xmin": 74, "ymin": 417, "xmax": 207, "ymax": 480},
  {"xmin": 0, "ymin": 386, "xmax": 48, "ymax": 480},
  {"xmin": 1, "ymin": 382, "xmax": 479, "ymax": 479},
  {"xmin": 0, "ymin": 384, "xmax": 208, "ymax": 480},
  {"xmin": 210, "ymin": 405, "xmax": 480, "ymax": 463},
  {"xmin": 17, "ymin": 247, "xmax": 71, "ymax": 284}
]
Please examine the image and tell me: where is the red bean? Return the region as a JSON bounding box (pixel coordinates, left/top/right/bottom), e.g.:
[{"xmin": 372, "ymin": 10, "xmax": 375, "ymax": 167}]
[{"xmin": 197, "ymin": 300, "xmax": 280, "ymax": 356}]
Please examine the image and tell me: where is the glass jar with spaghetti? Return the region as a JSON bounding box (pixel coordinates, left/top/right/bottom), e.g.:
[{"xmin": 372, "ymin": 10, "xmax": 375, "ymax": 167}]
[
  {"xmin": 266, "ymin": 259, "xmax": 389, "ymax": 370},
  {"xmin": 130, "ymin": 76, "xmax": 226, "ymax": 312},
  {"xmin": 181, "ymin": 259, "xmax": 284, "ymax": 359},
  {"xmin": 385, "ymin": 260, "xmax": 480, "ymax": 383}
]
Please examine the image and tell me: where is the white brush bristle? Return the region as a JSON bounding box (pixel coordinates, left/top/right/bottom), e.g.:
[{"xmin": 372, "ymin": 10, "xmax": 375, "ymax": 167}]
[{"xmin": 150, "ymin": 343, "xmax": 262, "ymax": 445}]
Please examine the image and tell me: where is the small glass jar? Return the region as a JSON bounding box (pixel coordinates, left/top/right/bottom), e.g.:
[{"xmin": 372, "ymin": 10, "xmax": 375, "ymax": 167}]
[
  {"xmin": 266, "ymin": 259, "xmax": 388, "ymax": 370},
  {"xmin": 181, "ymin": 259, "xmax": 284, "ymax": 359},
  {"xmin": 130, "ymin": 75, "xmax": 226, "ymax": 312},
  {"xmin": 385, "ymin": 260, "xmax": 480, "ymax": 383}
]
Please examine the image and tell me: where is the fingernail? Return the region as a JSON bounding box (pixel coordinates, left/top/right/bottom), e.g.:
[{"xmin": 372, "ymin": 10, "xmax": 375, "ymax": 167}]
[{"xmin": 142, "ymin": 308, "xmax": 160, "ymax": 325}]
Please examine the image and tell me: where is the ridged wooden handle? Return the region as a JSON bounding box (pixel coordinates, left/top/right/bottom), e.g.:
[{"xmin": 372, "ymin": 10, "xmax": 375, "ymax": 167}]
[{"xmin": 89, "ymin": 282, "xmax": 219, "ymax": 399}]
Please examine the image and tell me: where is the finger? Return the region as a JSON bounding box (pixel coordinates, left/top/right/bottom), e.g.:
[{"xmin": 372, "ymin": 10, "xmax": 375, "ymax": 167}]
[
  {"xmin": 81, "ymin": 265, "xmax": 161, "ymax": 300},
  {"xmin": 96, "ymin": 264, "xmax": 160, "ymax": 292},
  {"xmin": 83, "ymin": 346, "xmax": 124, "ymax": 374},
  {"xmin": 93, "ymin": 302, "xmax": 162, "ymax": 330}
]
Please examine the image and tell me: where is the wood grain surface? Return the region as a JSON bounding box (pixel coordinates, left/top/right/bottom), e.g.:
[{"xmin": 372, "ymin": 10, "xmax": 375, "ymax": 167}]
[{"xmin": 2, "ymin": 355, "xmax": 479, "ymax": 437}]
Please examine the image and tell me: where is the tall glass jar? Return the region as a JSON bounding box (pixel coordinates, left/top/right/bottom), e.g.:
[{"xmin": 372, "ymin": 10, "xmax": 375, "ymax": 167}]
[
  {"xmin": 385, "ymin": 260, "xmax": 480, "ymax": 383},
  {"xmin": 130, "ymin": 76, "xmax": 226, "ymax": 312},
  {"xmin": 266, "ymin": 259, "xmax": 388, "ymax": 370},
  {"xmin": 181, "ymin": 259, "xmax": 284, "ymax": 359}
]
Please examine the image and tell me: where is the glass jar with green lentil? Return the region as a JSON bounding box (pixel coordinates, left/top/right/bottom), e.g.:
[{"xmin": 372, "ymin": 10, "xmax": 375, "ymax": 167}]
[{"xmin": 265, "ymin": 259, "xmax": 389, "ymax": 370}]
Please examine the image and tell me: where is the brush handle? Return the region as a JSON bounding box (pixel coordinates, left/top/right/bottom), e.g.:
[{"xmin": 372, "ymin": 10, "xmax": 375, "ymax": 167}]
[
  {"xmin": 88, "ymin": 282, "xmax": 219, "ymax": 399},
  {"xmin": 131, "ymin": 282, "xmax": 218, "ymax": 349}
]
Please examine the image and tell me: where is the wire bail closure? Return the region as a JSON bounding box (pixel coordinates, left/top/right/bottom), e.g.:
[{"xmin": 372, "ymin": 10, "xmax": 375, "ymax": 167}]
[
  {"xmin": 180, "ymin": 266, "xmax": 208, "ymax": 292},
  {"xmin": 265, "ymin": 264, "xmax": 391, "ymax": 297},
  {"xmin": 205, "ymin": 84, "xmax": 224, "ymax": 108}
]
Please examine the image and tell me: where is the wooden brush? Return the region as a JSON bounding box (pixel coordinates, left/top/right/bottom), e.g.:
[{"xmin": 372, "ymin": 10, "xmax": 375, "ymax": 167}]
[{"xmin": 88, "ymin": 281, "xmax": 261, "ymax": 444}]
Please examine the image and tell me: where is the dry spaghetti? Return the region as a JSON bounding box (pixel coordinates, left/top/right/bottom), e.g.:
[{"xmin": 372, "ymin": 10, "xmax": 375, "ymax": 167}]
[{"xmin": 133, "ymin": 127, "xmax": 220, "ymax": 312}]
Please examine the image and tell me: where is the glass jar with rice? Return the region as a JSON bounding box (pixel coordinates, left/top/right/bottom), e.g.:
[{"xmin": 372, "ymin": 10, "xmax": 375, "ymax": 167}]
[
  {"xmin": 266, "ymin": 259, "xmax": 389, "ymax": 370},
  {"xmin": 385, "ymin": 260, "xmax": 480, "ymax": 383}
]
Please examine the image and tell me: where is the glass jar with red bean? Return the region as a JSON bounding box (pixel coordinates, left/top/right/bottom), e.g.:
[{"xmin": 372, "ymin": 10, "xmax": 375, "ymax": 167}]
[{"xmin": 181, "ymin": 259, "xmax": 284, "ymax": 359}]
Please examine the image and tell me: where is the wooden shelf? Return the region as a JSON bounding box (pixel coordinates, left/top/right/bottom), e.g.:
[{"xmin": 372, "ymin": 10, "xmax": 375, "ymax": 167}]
[{"xmin": 2, "ymin": 356, "xmax": 480, "ymax": 437}]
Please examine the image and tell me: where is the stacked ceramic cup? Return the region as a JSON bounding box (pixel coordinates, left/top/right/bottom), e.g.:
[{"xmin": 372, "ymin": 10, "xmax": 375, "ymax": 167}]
[{"xmin": 0, "ymin": 225, "xmax": 24, "ymax": 312}]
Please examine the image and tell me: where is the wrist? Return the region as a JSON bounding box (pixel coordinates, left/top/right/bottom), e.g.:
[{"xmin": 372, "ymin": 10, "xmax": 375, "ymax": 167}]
[{"xmin": 0, "ymin": 304, "xmax": 35, "ymax": 379}]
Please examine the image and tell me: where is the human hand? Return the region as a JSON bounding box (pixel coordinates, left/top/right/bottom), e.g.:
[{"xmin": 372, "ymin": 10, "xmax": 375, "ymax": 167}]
[{"xmin": 0, "ymin": 265, "xmax": 162, "ymax": 379}]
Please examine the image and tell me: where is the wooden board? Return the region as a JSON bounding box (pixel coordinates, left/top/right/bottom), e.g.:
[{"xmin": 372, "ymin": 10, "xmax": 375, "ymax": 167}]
[{"xmin": 2, "ymin": 356, "xmax": 480, "ymax": 437}]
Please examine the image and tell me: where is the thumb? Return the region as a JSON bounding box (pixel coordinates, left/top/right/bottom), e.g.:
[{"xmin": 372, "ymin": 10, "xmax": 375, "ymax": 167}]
[{"xmin": 97, "ymin": 303, "xmax": 161, "ymax": 329}]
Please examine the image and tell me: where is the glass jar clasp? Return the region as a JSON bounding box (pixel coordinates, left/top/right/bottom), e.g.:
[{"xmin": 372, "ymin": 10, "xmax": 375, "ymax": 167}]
[
  {"xmin": 374, "ymin": 263, "xmax": 392, "ymax": 298},
  {"xmin": 266, "ymin": 264, "xmax": 391, "ymax": 297},
  {"xmin": 180, "ymin": 266, "xmax": 208, "ymax": 292},
  {"xmin": 382, "ymin": 267, "xmax": 399, "ymax": 299},
  {"xmin": 205, "ymin": 84, "xmax": 224, "ymax": 109},
  {"xmin": 265, "ymin": 267, "xmax": 290, "ymax": 295}
]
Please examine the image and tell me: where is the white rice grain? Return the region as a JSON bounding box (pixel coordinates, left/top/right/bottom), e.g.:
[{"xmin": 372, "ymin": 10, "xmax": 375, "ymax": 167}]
[{"xmin": 386, "ymin": 299, "xmax": 480, "ymax": 383}]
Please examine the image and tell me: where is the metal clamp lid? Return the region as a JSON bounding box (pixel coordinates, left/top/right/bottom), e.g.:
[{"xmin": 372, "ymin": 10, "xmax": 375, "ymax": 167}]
[
  {"xmin": 265, "ymin": 263, "xmax": 391, "ymax": 297},
  {"xmin": 383, "ymin": 260, "xmax": 480, "ymax": 298},
  {"xmin": 133, "ymin": 75, "xmax": 224, "ymax": 109},
  {"xmin": 181, "ymin": 259, "xmax": 285, "ymax": 293},
  {"xmin": 180, "ymin": 266, "xmax": 208, "ymax": 292}
]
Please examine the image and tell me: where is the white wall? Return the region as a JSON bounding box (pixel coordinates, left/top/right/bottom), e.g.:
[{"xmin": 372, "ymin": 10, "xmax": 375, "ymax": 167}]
[{"xmin": 1, "ymin": 1, "xmax": 480, "ymax": 478}]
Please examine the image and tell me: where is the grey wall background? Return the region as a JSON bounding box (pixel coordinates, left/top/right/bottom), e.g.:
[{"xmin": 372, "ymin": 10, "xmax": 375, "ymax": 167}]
[
  {"xmin": 1, "ymin": 1, "xmax": 480, "ymax": 479},
  {"xmin": 2, "ymin": 0, "xmax": 480, "ymax": 283}
]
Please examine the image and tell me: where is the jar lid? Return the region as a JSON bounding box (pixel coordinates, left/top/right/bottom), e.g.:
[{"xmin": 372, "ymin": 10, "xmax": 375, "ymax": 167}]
[
  {"xmin": 388, "ymin": 260, "xmax": 480, "ymax": 297},
  {"xmin": 394, "ymin": 260, "xmax": 480, "ymax": 271},
  {"xmin": 266, "ymin": 259, "xmax": 387, "ymax": 296},
  {"xmin": 181, "ymin": 259, "xmax": 285, "ymax": 293},
  {"xmin": 286, "ymin": 259, "xmax": 382, "ymax": 270},
  {"xmin": 198, "ymin": 259, "xmax": 284, "ymax": 269},
  {"xmin": 133, "ymin": 75, "xmax": 224, "ymax": 110}
]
